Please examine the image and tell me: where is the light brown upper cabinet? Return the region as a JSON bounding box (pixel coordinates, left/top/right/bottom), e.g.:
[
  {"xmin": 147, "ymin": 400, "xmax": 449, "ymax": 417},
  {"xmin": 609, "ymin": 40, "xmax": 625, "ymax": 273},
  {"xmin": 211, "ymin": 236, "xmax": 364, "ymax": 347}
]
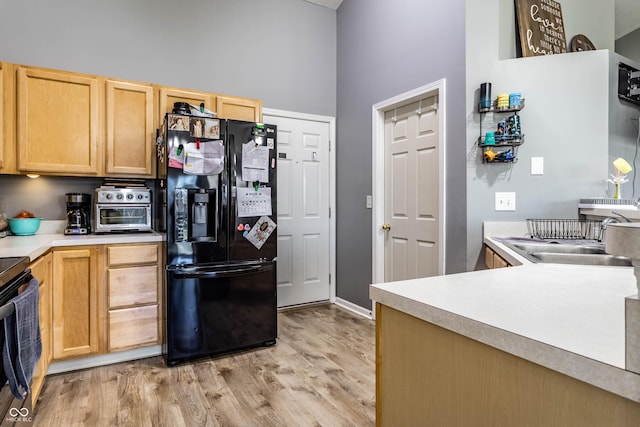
[
  {"xmin": 216, "ymin": 94, "xmax": 262, "ymax": 122},
  {"xmin": 17, "ymin": 66, "xmax": 100, "ymax": 175},
  {"xmin": 8, "ymin": 62, "xmax": 262, "ymax": 178},
  {"xmin": 105, "ymin": 79, "xmax": 155, "ymax": 177},
  {"xmin": 157, "ymin": 86, "xmax": 216, "ymax": 122}
]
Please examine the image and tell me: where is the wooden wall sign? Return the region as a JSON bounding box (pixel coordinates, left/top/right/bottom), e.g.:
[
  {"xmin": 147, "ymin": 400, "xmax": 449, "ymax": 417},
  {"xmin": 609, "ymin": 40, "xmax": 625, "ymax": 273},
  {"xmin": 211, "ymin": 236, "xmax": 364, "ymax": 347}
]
[{"xmin": 515, "ymin": 0, "xmax": 567, "ymax": 57}]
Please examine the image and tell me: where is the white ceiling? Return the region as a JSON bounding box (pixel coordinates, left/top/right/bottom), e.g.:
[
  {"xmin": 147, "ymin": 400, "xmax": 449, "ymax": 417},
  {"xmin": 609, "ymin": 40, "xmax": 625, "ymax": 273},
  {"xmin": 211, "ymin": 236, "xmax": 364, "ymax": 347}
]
[{"xmin": 305, "ymin": 0, "xmax": 639, "ymax": 40}]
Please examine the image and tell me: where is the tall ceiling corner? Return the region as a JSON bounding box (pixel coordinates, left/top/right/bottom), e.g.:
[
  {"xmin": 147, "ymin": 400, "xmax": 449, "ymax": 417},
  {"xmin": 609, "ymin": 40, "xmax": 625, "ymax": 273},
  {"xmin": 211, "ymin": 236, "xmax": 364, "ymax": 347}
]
[{"xmin": 302, "ymin": 0, "xmax": 344, "ymax": 10}]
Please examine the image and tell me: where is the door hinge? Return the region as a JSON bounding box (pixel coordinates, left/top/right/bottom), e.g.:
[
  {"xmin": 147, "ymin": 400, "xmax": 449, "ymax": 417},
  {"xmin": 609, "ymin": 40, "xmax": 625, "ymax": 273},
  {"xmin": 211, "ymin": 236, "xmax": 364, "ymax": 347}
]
[
  {"xmin": 329, "ymin": 207, "xmax": 331, "ymax": 218},
  {"xmin": 329, "ymin": 274, "xmax": 331, "ymax": 284},
  {"xmin": 329, "ymin": 140, "xmax": 332, "ymax": 152}
]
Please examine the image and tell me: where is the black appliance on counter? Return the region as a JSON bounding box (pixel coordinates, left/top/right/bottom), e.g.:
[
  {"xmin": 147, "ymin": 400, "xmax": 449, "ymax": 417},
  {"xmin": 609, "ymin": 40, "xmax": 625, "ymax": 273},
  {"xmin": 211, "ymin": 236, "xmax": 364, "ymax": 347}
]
[
  {"xmin": 0, "ymin": 257, "xmax": 33, "ymax": 415},
  {"xmin": 64, "ymin": 193, "xmax": 91, "ymax": 235},
  {"xmin": 158, "ymin": 114, "xmax": 278, "ymax": 366}
]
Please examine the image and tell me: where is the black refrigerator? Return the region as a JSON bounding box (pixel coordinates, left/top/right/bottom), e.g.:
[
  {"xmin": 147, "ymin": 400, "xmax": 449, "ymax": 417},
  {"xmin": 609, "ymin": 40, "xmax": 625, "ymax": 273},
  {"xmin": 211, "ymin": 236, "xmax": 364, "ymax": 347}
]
[{"xmin": 158, "ymin": 114, "xmax": 277, "ymax": 366}]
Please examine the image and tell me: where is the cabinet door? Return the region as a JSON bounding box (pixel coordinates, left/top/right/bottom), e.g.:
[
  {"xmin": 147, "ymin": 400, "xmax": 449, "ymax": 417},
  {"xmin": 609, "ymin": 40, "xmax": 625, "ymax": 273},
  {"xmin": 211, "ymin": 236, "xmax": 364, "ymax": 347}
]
[
  {"xmin": 485, "ymin": 247, "xmax": 495, "ymax": 269},
  {"xmin": 52, "ymin": 247, "xmax": 100, "ymax": 359},
  {"xmin": 17, "ymin": 67, "xmax": 100, "ymax": 175},
  {"xmin": 216, "ymin": 95, "xmax": 262, "ymax": 122},
  {"xmin": 105, "ymin": 80, "xmax": 155, "ymax": 177},
  {"xmin": 157, "ymin": 86, "xmax": 215, "ymax": 122},
  {"xmin": 29, "ymin": 252, "xmax": 52, "ymax": 408}
]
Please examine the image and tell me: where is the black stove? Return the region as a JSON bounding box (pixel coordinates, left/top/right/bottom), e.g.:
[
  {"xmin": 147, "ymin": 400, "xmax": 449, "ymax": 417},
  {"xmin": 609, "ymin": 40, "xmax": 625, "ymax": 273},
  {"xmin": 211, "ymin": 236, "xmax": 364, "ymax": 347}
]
[{"xmin": 0, "ymin": 257, "xmax": 30, "ymax": 288}]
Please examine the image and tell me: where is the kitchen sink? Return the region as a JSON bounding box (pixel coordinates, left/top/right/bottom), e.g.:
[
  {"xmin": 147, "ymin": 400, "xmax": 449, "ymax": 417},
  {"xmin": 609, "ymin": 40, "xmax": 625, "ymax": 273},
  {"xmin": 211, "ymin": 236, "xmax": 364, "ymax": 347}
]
[{"xmin": 503, "ymin": 240, "xmax": 632, "ymax": 267}]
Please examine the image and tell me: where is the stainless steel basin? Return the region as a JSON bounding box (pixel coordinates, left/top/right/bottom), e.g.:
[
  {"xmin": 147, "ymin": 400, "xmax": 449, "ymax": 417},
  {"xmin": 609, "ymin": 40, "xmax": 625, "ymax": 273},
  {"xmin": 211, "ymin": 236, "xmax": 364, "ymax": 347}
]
[{"xmin": 503, "ymin": 241, "xmax": 632, "ymax": 266}]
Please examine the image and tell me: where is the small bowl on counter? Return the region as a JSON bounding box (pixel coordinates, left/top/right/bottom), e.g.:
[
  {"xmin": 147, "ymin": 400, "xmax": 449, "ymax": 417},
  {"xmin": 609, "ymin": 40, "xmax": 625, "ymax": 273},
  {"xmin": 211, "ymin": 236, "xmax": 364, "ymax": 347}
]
[{"xmin": 8, "ymin": 217, "xmax": 42, "ymax": 236}]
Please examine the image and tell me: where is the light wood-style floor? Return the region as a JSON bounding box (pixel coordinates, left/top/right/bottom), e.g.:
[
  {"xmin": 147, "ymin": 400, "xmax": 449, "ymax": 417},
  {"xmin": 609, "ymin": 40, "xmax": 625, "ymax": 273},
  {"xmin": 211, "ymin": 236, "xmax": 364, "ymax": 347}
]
[{"xmin": 32, "ymin": 304, "xmax": 375, "ymax": 427}]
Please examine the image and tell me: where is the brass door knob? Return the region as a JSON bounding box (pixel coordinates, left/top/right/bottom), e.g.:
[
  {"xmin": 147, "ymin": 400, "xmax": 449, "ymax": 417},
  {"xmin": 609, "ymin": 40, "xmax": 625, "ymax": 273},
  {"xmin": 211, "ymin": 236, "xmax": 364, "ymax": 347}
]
[{"xmin": 382, "ymin": 224, "xmax": 391, "ymax": 231}]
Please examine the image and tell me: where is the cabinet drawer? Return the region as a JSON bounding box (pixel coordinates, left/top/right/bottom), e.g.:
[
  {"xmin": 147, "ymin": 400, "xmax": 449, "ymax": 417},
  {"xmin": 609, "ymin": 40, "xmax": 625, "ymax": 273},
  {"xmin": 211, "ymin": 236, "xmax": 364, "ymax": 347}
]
[
  {"xmin": 108, "ymin": 266, "xmax": 158, "ymax": 308},
  {"xmin": 108, "ymin": 305, "xmax": 158, "ymax": 351},
  {"xmin": 107, "ymin": 244, "xmax": 158, "ymax": 266}
]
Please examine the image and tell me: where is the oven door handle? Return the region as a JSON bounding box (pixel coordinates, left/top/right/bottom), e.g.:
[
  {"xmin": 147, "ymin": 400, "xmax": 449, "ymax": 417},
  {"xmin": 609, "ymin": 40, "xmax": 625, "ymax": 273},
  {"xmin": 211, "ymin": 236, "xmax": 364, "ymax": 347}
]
[{"xmin": 167, "ymin": 263, "xmax": 273, "ymax": 279}]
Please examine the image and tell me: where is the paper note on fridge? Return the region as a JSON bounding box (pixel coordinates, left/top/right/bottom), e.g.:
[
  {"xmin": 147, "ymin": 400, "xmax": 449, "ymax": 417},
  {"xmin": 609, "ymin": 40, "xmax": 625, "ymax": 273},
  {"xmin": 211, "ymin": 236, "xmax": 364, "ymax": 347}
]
[
  {"xmin": 183, "ymin": 140, "xmax": 224, "ymax": 175},
  {"xmin": 242, "ymin": 142, "xmax": 269, "ymax": 183},
  {"xmin": 237, "ymin": 187, "xmax": 272, "ymax": 217},
  {"xmin": 245, "ymin": 216, "xmax": 277, "ymax": 250}
]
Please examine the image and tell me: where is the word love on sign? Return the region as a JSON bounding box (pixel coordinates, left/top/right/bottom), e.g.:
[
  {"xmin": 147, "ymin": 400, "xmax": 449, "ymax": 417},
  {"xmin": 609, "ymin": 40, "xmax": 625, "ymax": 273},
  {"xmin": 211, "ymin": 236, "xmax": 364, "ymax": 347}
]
[{"xmin": 515, "ymin": 0, "xmax": 567, "ymax": 57}]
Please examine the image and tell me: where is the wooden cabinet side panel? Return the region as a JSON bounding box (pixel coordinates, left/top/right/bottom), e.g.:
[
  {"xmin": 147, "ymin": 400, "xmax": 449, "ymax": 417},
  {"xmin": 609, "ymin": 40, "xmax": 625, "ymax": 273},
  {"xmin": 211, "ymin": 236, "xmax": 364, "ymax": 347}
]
[
  {"xmin": 17, "ymin": 67, "xmax": 99, "ymax": 174},
  {"xmin": 377, "ymin": 305, "xmax": 640, "ymax": 427},
  {"xmin": 0, "ymin": 62, "xmax": 17, "ymax": 174},
  {"xmin": 29, "ymin": 252, "xmax": 52, "ymax": 408},
  {"xmin": 216, "ymin": 95, "xmax": 262, "ymax": 122},
  {"xmin": 106, "ymin": 80, "xmax": 154, "ymax": 176},
  {"xmin": 52, "ymin": 248, "xmax": 99, "ymax": 359}
]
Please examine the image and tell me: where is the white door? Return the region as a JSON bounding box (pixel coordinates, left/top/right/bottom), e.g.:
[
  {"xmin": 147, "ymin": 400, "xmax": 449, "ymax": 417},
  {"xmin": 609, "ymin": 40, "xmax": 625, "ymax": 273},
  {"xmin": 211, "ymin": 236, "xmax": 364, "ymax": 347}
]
[
  {"xmin": 383, "ymin": 95, "xmax": 440, "ymax": 281},
  {"xmin": 264, "ymin": 114, "xmax": 331, "ymax": 308}
]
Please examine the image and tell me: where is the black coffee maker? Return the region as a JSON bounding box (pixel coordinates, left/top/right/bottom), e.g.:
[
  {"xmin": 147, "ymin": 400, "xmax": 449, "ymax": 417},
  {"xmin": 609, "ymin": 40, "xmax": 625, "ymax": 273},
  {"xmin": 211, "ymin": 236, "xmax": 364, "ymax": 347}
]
[{"xmin": 64, "ymin": 193, "xmax": 91, "ymax": 235}]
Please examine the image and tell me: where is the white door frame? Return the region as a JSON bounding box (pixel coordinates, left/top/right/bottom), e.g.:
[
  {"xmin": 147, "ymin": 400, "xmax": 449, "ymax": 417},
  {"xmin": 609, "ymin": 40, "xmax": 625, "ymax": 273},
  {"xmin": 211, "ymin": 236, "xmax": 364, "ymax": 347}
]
[
  {"xmin": 262, "ymin": 107, "xmax": 337, "ymax": 304},
  {"xmin": 371, "ymin": 79, "xmax": 447, "ymax": 289}
]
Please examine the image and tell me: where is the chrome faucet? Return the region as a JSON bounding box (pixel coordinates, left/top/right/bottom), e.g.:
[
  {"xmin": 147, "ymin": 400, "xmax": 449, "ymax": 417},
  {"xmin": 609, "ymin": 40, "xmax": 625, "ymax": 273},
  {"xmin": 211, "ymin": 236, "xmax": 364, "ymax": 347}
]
[
  {"xmin": 601, "ymin": 211, "xmax": 632, "ymax": 230},
  {"xmin": 601, "ymin": 217, "xmax": 620, "ymax": 230}
]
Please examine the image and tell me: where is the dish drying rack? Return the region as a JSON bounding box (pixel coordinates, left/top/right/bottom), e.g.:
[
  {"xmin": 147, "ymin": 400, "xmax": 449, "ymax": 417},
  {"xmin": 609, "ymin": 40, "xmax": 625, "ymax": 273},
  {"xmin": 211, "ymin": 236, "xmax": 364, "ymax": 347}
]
[{"xmin": 526, "ymin": 219, "xmax": 603, "ymax": 241}]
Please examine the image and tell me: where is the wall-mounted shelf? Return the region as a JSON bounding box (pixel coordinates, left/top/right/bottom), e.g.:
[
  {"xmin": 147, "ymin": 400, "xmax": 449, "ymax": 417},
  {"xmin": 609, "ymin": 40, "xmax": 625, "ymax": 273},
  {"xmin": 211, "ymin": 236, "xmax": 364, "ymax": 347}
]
[{"xmin": 478, "ymin": 98, "xmax": 525, "ymax": 163}]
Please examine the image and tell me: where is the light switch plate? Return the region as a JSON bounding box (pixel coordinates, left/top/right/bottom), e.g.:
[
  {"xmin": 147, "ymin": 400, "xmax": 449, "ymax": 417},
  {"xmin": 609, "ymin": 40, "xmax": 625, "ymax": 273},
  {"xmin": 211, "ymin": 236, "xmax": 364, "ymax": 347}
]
[
  {"xmin": 531, "ymin": 157, "xmax": 544, "ymax": 175},
  {"xmin": 495, "ymin": 192, "xmax": 516, "ymax": 211}
]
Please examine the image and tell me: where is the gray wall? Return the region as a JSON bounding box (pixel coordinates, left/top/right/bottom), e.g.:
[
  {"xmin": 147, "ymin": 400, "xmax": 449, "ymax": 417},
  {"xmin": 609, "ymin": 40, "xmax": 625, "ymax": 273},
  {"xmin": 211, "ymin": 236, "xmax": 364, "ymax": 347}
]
[
  {"xmin": 465, "ymin": 0, "xmax": 617, "ymax": 270},
  {"xmin": 336, "ymin": 0, "xmax": 467, "ymax": 307},
  {"xmin": 616, "ymin": 27, "xmax": 640, "ymax": 62},
  {"xmin": 0, "ymin": 0, "xmax": 336, "ymax": 116}
]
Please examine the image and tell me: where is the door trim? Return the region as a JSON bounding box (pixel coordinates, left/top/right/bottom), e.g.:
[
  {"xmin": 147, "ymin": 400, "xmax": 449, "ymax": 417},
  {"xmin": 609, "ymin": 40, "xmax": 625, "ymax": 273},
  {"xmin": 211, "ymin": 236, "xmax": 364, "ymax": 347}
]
[
  {"xmin": 371, "ymin": 80, "xmax": 447, "ymax": 288},
  {"xmin": 262, "ymin": 107, "xmax": 337, "ymax": 304}
]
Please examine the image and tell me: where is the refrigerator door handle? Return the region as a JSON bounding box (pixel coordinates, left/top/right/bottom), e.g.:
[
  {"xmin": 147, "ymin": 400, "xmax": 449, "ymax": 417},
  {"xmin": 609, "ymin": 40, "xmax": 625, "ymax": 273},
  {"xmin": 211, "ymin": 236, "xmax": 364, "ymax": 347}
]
[{"xmin": 168, "ymin": 263, "xmax": 273, "ymax": 279}]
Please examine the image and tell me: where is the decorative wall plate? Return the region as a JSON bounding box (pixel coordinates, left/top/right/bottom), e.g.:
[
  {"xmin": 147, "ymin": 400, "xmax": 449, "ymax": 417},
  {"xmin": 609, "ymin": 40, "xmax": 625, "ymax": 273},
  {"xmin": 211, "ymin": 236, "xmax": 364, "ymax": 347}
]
[{"xmin": 570, "ymin": 35, "xmax": 596, "ymax": 52}]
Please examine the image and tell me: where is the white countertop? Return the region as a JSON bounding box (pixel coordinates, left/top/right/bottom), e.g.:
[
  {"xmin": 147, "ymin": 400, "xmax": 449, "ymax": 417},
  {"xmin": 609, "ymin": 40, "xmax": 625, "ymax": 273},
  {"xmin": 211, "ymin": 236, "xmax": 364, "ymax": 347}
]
[
  {"xmin": 370, "ymin": 233, "xmax": 640, "ymax": 402},
  {"xmin": 0, "ymin": 220, "xmax": 164, "ymax": 260}
]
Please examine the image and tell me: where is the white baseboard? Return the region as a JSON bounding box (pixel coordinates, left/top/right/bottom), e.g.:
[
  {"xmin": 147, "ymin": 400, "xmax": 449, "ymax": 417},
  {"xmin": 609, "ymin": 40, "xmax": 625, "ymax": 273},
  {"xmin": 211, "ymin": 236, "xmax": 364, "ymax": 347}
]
[
  {"xmin": 334, "ymin": 297, "xmax": 373, "ymax": 320},
  {"xmin": 47, "ymin": 345, "xmax": 162, "ymax": 375}
]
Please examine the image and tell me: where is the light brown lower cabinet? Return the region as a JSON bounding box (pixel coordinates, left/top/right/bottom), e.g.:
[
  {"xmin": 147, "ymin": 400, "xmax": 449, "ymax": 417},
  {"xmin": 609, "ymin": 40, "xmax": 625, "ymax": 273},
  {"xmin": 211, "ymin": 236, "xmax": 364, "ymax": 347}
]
[
  {"xmin": 52, "ymin": 247, "xmax": 101, "ymax": 360},
  {"xmin": 28, "ymin": 242, "xmax": 161, "ymax": 406},
  {"xmin": 106, "ymin": 243, "xmax": 161, "ymax": 352},
  {"xmin": 485, "ymin": 245, "xmax": 510, "ymax": 268},
  {"xmin": 376, "ymin": 304, "xmax": 640, "ymax": 426}
]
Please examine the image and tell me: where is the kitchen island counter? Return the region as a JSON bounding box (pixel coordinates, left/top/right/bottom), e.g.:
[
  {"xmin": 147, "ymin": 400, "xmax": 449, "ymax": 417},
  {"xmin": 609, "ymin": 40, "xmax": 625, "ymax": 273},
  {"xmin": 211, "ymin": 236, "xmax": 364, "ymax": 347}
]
[{"xmin": 370, "ymin": 240, "xmax": 640, "ymax": 404}]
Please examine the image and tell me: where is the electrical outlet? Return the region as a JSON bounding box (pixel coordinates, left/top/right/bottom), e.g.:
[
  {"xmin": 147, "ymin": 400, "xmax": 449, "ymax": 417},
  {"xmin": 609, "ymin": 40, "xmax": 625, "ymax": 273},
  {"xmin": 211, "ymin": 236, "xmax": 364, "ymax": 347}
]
[
  {"xmin": 495, "ymin": 192, "xmax": 516, "ymax": 211},
  {"xmin": 366, "ymin": 195, "xmax": 372, "ymax": 209}
]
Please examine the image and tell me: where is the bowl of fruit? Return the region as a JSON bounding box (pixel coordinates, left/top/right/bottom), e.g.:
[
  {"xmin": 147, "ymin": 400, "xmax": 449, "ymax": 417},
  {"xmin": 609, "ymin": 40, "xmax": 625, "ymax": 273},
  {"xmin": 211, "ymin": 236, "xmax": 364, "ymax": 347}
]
[{"xmin": 8, "ymin": 210, "xmax": 41, "ymax": 236}]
